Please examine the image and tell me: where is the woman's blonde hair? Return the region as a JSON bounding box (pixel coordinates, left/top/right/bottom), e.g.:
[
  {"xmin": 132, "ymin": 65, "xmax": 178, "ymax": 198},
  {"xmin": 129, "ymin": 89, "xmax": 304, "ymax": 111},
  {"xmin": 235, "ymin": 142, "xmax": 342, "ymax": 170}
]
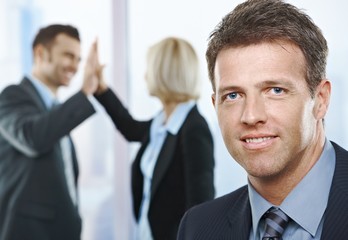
[{"xmin": 145, "ymin": 37, "xmax": 200, "ymax": 103}]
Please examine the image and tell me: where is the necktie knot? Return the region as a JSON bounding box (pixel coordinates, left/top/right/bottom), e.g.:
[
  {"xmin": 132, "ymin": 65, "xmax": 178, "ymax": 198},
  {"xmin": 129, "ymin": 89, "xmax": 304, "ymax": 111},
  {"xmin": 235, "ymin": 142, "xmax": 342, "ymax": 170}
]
[{"xmin": 262, "ymin": 207, "xmax": 289, "ymax": 240}]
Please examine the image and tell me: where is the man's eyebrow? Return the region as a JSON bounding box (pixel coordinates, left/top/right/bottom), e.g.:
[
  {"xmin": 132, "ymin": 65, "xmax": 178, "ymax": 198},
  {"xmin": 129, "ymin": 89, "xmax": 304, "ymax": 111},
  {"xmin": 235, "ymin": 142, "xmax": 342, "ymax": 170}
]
[
  {"xmin": 217, "ymin": 85, "xmax": 244, "ymax": 95},
  {"xmin": 255, "ymin": 80, "xmax": 296, "ymax": 89},
  {"xmin": 64, "ymin": 51, "xmax": 81, "ymax": 62}
]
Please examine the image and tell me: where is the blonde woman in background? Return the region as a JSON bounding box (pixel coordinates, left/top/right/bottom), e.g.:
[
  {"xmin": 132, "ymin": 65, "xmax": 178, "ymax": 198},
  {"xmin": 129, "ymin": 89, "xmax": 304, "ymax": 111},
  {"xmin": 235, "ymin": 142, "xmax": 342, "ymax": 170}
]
[{"xmin": 95, "ymin": 37, "xmax": 215, "ymax": 240}]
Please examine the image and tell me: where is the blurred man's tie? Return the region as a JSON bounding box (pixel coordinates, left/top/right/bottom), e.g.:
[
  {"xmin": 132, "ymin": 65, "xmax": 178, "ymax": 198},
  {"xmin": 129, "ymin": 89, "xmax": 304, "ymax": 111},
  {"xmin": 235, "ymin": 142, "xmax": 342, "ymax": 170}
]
[{"xmin": 52, "ymin": 100, "xmax": 77, "ymax": 205}]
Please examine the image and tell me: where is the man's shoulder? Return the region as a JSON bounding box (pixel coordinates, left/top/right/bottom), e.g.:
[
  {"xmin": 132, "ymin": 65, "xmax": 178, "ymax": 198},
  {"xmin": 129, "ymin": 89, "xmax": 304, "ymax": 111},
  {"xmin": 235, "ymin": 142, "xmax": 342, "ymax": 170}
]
[{"xmin": 0, "ymin": 77, "xmax": 30, "ymax": 96}]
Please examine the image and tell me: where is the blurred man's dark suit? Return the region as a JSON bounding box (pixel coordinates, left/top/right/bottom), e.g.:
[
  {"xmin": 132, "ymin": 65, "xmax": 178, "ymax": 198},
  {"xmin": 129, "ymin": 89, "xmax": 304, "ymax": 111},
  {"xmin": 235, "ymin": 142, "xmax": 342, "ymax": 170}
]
[{"xmin": 0, "ymin": 77, "xmax": 95, "ymax": 240}]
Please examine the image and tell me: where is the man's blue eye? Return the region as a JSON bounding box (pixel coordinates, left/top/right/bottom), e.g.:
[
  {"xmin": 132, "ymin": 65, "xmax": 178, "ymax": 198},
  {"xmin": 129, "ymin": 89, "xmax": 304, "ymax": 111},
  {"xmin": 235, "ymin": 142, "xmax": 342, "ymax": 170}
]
[
  {"xmin": 273, "ymin": 87, "xmax": 283, "ymax": 94},
  {"xmin": 227, "ymin": 92, "xmax": 238, "ymax": 99}
]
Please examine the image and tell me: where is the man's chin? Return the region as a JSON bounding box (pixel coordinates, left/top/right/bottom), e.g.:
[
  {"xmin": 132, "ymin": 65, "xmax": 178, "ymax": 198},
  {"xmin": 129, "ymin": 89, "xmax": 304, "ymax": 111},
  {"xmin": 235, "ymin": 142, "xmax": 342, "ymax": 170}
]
[{"xmin": 61, "ymin": 80, "xmax": 71, "ymax": 87}]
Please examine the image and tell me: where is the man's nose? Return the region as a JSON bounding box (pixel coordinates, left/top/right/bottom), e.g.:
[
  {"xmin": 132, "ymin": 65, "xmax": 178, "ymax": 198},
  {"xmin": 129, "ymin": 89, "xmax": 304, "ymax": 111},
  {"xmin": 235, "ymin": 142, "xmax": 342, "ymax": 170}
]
[{"xmin": 240, "ymin": 95, "xmax": 267, "ymax": 125}]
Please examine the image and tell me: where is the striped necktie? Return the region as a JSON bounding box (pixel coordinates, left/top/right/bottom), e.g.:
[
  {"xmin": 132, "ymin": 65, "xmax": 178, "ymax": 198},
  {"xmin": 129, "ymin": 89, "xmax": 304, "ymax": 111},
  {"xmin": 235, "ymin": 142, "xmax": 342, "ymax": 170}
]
[{"xmin": 262, "ymin": 207, "xmax": 289, "ymax": 240}]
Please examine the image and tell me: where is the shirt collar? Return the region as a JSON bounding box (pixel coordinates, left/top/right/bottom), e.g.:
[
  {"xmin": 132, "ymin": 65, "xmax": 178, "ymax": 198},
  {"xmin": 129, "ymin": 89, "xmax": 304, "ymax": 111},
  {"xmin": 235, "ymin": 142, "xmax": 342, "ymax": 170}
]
[
  {"xmin": 27, "ymin": 75, "xmax": 56, "ymax": 108},
  {"xmin": 151, "ymin": 100, "xmax": 195, "ymax": 136},
  {"xmin": 249, "ymin": 139, "xmax": 335, "ymax": 237}
]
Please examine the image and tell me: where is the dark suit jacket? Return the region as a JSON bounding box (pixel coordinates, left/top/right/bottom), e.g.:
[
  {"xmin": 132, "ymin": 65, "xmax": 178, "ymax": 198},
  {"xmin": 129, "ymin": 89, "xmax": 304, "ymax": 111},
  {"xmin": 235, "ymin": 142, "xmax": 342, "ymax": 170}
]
[
  {"xmin": 96, "ymin": 89, "xmax": 215, "ymax": 240},
  {"xmin": 0, "ymin": 77, "xmax": 95, "ymax": 240},
  {"xmin": 177, "ymin": 141, "xmax": 348, "ymax": 240}
]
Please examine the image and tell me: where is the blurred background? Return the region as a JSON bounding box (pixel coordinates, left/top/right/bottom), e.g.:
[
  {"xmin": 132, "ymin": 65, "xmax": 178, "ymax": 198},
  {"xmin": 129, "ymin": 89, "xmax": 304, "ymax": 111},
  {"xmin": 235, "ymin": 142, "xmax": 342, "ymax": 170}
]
[{"xmin": 0, "ymin": 0, "xmax": 347, "ymax": 239}]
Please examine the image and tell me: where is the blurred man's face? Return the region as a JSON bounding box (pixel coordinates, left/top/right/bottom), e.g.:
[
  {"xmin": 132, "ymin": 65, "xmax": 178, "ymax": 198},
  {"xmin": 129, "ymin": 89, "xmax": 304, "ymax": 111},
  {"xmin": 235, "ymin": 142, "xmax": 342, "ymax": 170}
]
[{"xmin": 39, "ymin": 33, "xmax": 81, "ymax": 91}]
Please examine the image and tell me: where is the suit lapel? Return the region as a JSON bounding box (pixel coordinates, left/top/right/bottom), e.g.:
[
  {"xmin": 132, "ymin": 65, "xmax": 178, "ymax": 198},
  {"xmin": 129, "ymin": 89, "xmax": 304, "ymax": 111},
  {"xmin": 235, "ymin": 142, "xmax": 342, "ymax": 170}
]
[
  {"xmin": 150, "ymin": 133, "xmax": 177, "ymax": 199},
  {"xmin": 227, "ymin": 187, "xmax": 252, "ymax": 239},
  {"xmin": 132, "ymin": 134, "xmax": 150, "ymax": 219},
  {"xmin": 321, "ymin": 142, "xmax": 348, "ymax": 239},
  {"xmin": 20, "ymin": 77, "xmax": 47, "ymax": 111},
  {"xmin": 68, "ymin": 135, "xmax": 79, "ymax": 181}
]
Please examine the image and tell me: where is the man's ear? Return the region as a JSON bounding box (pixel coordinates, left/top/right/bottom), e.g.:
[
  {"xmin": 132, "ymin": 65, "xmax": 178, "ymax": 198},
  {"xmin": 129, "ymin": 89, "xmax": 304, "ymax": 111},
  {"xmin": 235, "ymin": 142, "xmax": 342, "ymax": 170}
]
[
  {"xmin": 211, "ymin": 93, "xmax": 216, "ymax": 107},
  {"xmin": 33, "ymin": 44, "xmax": 48, "ymax": 62},
  {"xmin": 314, "ymin": 79, "xmax": 331, "ymax": 120}
]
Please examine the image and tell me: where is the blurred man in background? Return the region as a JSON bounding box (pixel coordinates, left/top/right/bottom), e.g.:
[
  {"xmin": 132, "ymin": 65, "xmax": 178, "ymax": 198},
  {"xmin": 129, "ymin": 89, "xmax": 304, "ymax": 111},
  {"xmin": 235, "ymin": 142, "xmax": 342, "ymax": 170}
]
[{"xmin": 0, "ymin": 24, "xmax": 100, "ymax": 240}]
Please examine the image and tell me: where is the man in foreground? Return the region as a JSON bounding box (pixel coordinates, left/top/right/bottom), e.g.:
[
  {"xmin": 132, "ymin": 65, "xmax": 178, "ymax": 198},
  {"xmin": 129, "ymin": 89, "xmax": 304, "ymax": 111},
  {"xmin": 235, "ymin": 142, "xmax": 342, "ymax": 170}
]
[{"xmin": 178, "ymin": 0, "xmax": 348, "ymax": 239}]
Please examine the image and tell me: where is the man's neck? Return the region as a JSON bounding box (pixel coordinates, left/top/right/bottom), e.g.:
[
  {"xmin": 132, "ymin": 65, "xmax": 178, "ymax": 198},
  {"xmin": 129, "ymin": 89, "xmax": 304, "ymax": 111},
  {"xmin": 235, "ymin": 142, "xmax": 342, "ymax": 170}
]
[
  {"xmin": 31, "ymin": 69, "xmax": 58, "ymax": 96},
  {"xmin": 249, "ymin": 127, "xmax": 326, "ymax": 205}
]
